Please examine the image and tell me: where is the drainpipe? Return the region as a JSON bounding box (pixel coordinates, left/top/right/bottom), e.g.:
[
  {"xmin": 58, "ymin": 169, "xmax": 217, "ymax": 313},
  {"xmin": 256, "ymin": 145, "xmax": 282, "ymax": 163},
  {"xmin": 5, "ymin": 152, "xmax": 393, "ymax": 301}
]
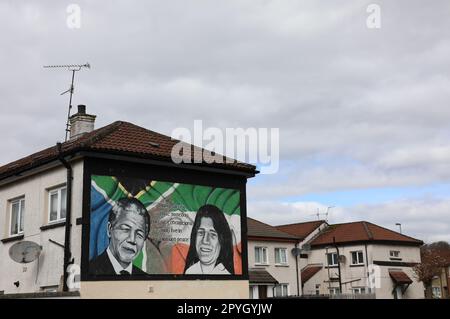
[
  {"xmin": 446, "ymin": 267, "xmax": 449, "ymax": 298},
  {"xmin": 333, "ymin": 237, "xmax": 342, "ymax": 293},
  {"xmin": 295, "ymin": 242, "xmax": 300, "ymax": 296},
  {"xmin": 57, "ymin": 142, "xmax": 73, "ymax": 292},
  {"xmin": 365, "ymin": 244, "xmax": 370, "ymax": 293}
]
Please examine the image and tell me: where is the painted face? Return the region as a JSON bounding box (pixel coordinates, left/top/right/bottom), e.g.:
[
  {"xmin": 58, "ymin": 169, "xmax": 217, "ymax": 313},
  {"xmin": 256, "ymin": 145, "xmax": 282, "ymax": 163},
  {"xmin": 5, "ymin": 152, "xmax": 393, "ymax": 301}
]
[
  {"xmin": 196, "ymin": 217, "xmax": 221, "ymax": 266},
  {"xmin": 108, "ymin": 209, "xmax": 146, "ymax": 267}
]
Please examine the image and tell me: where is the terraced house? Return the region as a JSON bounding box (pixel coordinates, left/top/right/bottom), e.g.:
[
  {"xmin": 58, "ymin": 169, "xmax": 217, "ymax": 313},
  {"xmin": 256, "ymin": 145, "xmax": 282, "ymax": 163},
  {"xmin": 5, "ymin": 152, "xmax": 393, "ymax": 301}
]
[{"xmin": 281, "ymin": 221, "xmax": 424, "ymax": 299}]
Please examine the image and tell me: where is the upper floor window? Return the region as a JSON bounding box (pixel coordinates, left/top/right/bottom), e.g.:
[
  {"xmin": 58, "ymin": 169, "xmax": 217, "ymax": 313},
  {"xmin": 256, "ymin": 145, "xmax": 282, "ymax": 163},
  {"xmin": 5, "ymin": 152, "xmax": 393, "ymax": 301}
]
[
  {"xmin": 389, "ymin": 250, "xmax": 401, "ymax": 259},
  {"xmin": 10, "ymin": 198, "xmax": 25, "ymax": 236},
  {"xmin": 49, "ymin": 186, "xmax": 67, "ymax": 223},
  {"xmin": 327, "ymin": 252, "xmax": 338, "ymax": 266},
  {"xmin": 255, "ymin": 246, "xmax": 268, "ymax": 265},
  {"xmin": 351, "ymin": 251, "xmax": 364, "ymax": 265},
  {"xmin": 275, "ymin": 248, "xmax": 288, "ymax": 265}
]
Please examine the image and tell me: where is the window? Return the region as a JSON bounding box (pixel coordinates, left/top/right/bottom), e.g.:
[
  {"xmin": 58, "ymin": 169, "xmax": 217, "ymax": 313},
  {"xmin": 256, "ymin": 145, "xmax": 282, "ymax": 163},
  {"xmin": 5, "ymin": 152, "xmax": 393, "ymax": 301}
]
[
  {"xmin": 352, "ymin": 287, "xmax": 366, "ymax": 294},
  {"xmin": 10, "ymin": 198, "xmax": 25, "ymax": 236},
  {"xmin": 255, "ymin": 247, "xmax": 268, "ymax": 265},
  {"xmin": 351, "ymin": 251, "xmax": 364, "ymax": 265},
  {"xmin": 274, "ymin": 248, "xmax": 288, "ymax": 265},
  {"xmin": 390, "ymin": 250, "xmax": 401, "ymax": 259},
  {"xmin": 249, "ymin": 286, "xmax": 255, "ymax": 299},
  {"xmin": 329, "ymin": 287, "xmax": 340, "ymax": 295},
  {"xmin": 432, "ymin": 287, "xmax": 441, "ymax": 299},
  {"xmin": 48, "ymin": 187, "xmax": 67, "ymax": 222},
  {"xmin": 327, "ymin": 252, "xmax": 338, "ymax": 266},
  {"xmin": 273, "ymin": 284, "xmax": 288, "ymax": 297}
]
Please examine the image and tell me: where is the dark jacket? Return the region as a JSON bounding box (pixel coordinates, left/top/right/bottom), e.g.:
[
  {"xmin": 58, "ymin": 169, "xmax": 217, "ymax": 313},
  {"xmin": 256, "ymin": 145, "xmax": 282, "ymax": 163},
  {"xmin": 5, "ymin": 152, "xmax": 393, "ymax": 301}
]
[{"xmin": 89, "ymin": 250, "xmax": 147, "ymax": 276}]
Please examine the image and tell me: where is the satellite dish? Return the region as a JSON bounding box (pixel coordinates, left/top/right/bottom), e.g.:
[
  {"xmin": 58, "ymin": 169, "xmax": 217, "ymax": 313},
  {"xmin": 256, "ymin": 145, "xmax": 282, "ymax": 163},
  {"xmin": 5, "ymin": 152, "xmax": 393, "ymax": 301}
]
[
  {"xmin": 291, "ymin": 248, "xmax": 302, "ymax": 257},
  {"xmin": 339, "ymin": 255, "xmax": 346, "ymax": 263},
  {"xmin": 9, "ymin": 241, "xmax": 42, "ymax": 264}
]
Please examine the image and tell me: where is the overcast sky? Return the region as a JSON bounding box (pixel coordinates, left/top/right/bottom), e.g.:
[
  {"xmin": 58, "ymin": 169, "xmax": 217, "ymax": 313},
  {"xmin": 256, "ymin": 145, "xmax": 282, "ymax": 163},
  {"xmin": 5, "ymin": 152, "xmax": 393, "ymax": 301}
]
[{"xmin": 1, "ymin": 1, "xmax": 450, "ymax": 243}]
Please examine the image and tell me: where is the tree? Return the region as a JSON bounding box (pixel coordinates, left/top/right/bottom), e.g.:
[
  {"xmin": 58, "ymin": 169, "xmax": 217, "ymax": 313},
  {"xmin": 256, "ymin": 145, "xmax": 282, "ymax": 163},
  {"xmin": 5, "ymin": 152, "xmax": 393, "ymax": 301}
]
[{"xmin": 413, "ymin": 241, "xmax": 450, "ymax": 298}]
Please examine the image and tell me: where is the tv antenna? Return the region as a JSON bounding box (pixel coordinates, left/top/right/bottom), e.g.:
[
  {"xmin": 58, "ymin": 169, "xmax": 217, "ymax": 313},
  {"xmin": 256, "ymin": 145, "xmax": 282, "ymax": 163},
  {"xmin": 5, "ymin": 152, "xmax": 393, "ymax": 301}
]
[
  {"xmin": 310, "ymin": 206, "xmax": 334, "ymax": 221},
  {"xmin": 43, "ymin": 63, "xmax": 91, "ymax": 141}
]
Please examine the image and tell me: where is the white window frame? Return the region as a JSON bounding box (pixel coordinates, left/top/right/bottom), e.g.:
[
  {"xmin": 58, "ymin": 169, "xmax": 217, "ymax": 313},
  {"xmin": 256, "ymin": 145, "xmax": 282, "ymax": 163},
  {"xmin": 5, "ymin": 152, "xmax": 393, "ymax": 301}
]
[
  {"xmin": 329, "ymin": 287, "xmax": 341, "ymax": 295},
  {"xmin": 48, "ymin": 186, "xmax": 67, "ymax": 223},
  {"xmin": 327, "ymin": 252, "xmax": 338, "ymax": 266},
  {"xmin": 274, "ymin": 248, "xmax": 288, "ymax": 265},
  {"xmin": 273, "ymin": 284, "xmax": 289, "ymax": 297},
  {"xmin": 352, "ymin": 287, "xmax": 366, "ymax": 294},
  {"xmin": 389, "ymin": 250, "xmax": 401, "ymax": 259},
  {"xmin": 9, "ymin": 197, "xmax": 25, "ymax": 236},
  {"xmin": 254, "ymin": 246, "xmax": 269, "ymax": 265},
  {"xmin": 351, "ymin": 250, "xmax": 364, "ymax": 265},
  {"xmin": 432, "ymin": 287, "xmax": 441, "ymax": 299}
]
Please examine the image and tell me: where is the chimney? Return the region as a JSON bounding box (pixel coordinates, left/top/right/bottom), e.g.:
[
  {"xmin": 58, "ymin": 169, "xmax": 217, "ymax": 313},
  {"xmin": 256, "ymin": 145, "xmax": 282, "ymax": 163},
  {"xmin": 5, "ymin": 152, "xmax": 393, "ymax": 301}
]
[{"xmin": 69, "ymin": 105, "xmax": 96, "ymax": 140}]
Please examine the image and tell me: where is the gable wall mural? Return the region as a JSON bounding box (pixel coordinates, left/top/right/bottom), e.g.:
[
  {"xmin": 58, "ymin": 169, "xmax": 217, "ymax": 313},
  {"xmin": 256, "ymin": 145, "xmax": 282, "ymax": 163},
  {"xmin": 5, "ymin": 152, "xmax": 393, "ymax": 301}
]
[{"xmin": 88, "ymin": 175, "xmax": 242, "ymax": 278}]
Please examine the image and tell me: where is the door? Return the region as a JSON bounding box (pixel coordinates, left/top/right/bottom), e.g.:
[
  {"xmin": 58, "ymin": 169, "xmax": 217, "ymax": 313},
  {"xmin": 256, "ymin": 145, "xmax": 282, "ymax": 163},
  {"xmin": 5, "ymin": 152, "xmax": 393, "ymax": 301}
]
[{"xmin": 258, "ymin": 285, "xmax": 268, "ymax": 299}]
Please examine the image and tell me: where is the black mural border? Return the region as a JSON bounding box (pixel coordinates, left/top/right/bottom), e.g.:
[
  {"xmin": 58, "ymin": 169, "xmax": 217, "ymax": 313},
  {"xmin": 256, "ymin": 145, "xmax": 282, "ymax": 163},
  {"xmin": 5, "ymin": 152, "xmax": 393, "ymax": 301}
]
[{"xmin": 80, "ymin": 156, "xmax": 249, "ymax": 282}]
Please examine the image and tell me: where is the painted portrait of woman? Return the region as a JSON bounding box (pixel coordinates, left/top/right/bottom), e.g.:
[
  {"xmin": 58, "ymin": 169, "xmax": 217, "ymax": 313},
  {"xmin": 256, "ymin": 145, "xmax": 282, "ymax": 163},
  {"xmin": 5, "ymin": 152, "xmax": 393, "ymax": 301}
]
[{"xmin": 184, "ymin": 204, "xmax": 234, "ymax": 275}]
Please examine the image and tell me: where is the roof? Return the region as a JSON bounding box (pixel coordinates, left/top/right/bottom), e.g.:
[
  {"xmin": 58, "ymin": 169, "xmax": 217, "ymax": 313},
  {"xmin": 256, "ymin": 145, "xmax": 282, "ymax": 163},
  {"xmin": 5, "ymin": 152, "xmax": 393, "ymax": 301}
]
[
  {"xmin": 301, "ymin": 265, "xmax": 322, "ymax": 285},
  {"xmin": 276, "ymin": 220, "xmax": 326, "ymax": 240},
  {"xmin": 247, "ymin": 217, "xmax": 299, "ymax": 241},
  {"xmin": 309, "ymin": 221, "xmax": 423, "ymax": 247},
  {"xmin": 0, "ymin": 121, "xmax": 257, "ymax": 181},
  {"xmin": 248, "ymin": 269, "xmax": 278, "ymax": 284},
  {"xmin": 389, "ymin": 270, "xmax": 413, "ymax": 285}
]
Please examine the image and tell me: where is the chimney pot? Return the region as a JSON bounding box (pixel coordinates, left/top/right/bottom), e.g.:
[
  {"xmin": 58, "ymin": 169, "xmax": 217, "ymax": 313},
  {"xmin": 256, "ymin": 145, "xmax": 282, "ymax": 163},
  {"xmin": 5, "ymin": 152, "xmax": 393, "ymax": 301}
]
[{"xmin": 77, "ymin": 104, "xmax": 86, "ymax": 114}]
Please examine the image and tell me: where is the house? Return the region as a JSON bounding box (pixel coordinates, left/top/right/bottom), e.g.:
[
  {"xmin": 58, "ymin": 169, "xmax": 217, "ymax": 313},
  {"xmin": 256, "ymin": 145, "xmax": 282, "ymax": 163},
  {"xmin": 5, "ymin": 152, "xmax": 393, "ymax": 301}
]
[
  {"xmin": 247, "ymin": 217, "xmax": 301, "ymax": 298},
  {"xmin": 297, "ymin": 221, "xmax": 424, "ymax": 299},
  {"xmin": 0, "ymin": 105, "xmax": 257, "ymax": 298}
]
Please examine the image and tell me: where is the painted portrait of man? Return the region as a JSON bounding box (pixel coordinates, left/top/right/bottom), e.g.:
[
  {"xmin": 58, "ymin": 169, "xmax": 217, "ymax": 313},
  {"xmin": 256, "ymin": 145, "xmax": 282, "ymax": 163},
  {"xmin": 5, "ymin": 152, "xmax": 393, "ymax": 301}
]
[{"xmin": 89, "ymin": 197, "xmax": 150, "ymax": 276}]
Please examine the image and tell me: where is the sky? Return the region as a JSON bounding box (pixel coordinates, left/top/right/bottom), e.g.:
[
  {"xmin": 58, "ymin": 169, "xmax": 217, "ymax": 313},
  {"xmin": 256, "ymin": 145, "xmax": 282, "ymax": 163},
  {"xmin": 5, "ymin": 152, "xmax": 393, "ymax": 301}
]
[{"xmin": 1, "ymin": 1, "xmax": 449, "ymax": 243}]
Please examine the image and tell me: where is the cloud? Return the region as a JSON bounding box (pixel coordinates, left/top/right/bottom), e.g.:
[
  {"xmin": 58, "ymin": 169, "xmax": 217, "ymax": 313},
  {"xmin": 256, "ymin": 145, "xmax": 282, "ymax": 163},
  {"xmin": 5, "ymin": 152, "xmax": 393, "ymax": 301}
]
[
  {"xmin": 1, "ymin": 1, "xmax": 450, "ymax": 242},
  {"xmin": 248, "ymin": 196, "xmax": 450, "ymax": 243}
]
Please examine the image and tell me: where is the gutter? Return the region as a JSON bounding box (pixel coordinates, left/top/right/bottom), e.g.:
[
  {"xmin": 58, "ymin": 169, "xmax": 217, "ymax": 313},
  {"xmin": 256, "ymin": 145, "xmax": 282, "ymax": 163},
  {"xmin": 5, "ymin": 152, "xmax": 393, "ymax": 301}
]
[{"xmin": 57, "ymin": 143, "xmax": 73, "ymax": 292}]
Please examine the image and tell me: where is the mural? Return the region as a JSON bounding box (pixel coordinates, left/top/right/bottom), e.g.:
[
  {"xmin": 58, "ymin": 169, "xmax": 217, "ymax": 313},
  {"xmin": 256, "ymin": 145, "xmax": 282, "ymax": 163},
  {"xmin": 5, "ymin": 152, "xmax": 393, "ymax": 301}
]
[{"xmin": 88, "ymin": 175, "xmax": 242, "ymax": 277}]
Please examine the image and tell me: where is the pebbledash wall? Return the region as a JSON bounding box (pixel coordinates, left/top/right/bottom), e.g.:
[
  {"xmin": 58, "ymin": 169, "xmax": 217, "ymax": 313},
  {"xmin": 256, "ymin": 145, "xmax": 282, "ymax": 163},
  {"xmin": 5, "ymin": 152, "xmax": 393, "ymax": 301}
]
[{"xmin": 0, "ymin": 155, "xmax": 251, "ymax": 298}]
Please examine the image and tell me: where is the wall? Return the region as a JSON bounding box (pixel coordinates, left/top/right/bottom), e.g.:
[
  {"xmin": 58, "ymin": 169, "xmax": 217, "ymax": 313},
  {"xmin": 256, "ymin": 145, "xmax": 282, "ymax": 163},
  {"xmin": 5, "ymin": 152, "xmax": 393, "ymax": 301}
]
[
  {"xmin": 369, "ymin": 244, "xmax": 424, "ymax": 299},
  {"xmin": 0, "ymin": 160, "xmax": 84, "ymax": 294},
  {"xmin": 302, "ymin": 243, "xmax": 424, "ymax": 299},
  {"xmin": 81, "ymin": 280, "xmax": 249, "ymax": 299},
  {"xmin": 303, "ymin": 244, "xmax": 369, "ymax": 295},
  {"xmin": 248, "ymin": 240, "xmax": 300, "ymax": 296}
]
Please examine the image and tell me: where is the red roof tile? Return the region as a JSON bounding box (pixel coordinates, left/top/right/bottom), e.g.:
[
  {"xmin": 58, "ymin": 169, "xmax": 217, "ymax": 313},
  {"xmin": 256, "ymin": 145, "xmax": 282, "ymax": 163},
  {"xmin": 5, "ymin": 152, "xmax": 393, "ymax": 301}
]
[
  {"xmin": 301, "ymin": 265, "xmax": 322, "ymax": 285},
  {"xmin": 389, "ymin": 270, "xmax": 413, "ymax": 284},
  {"xmin": 309, "ymin": 221, "xmax": 423, "ymax": 247},
  {"xmin": 247, "ymin": 217, "xmax": 299, "ymax": 241},
  {"xmin": 276, "ymin": 220, "xmax": 326, "ymax": 240},
  {"xmin": 0, "ymin": 121, "xmax": 256, "ymax": 180}
]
